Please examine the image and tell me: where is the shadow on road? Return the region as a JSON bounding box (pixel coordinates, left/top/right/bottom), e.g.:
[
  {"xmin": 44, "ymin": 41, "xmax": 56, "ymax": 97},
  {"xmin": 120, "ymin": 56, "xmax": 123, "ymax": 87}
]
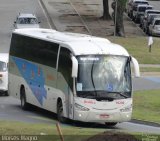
[
  {"xmin": 24, "ymin": 104, "xmax": 120, "ymax": 129},
  {"xmin": 0, "ymin": 95, "xmax": 120, "ymax": 129}
]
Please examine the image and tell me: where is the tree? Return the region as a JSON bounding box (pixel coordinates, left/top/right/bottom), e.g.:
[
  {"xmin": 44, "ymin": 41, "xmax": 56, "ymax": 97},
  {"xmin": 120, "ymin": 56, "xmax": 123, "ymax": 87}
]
[
  {"xmin": 101, "ymin": 0, "xmax": 111, "ymax": 20},
  {"xmin": 116, "ymin": 0, "xmax": 128, "ymax": 36},
  {"xmin": 112, "ymin": 0, "xmax": 128, "ymax": 37}
]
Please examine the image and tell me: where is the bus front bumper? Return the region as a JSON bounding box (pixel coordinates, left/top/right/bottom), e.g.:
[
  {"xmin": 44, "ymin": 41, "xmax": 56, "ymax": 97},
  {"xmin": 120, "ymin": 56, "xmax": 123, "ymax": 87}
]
[{"xmin": 74, "ymin": 109, "xmax": 132, "ymax": 123}]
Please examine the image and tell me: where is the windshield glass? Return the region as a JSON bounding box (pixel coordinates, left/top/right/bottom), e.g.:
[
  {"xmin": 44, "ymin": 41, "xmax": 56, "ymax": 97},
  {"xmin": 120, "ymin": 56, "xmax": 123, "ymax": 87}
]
[
  {"xmin": 76, "ymin": 55, "xmax": 132, "ymax": 99},
  {"xmin": 139, "ymin": 7, "xmax": 146, "ymax": 12},
  {"xmin": 0, "ymin": 61, "xmax": 7, "ymax": 72},
  {"xmin": 17, "ymin": 18, "xmax": 38, "ymax": 24}
]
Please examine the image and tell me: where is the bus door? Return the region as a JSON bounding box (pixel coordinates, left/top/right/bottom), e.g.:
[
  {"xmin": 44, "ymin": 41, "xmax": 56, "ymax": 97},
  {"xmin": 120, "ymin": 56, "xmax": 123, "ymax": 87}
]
[{"xmin": 57, "ymin": 47, "xmax": 74, "ymax": 119}]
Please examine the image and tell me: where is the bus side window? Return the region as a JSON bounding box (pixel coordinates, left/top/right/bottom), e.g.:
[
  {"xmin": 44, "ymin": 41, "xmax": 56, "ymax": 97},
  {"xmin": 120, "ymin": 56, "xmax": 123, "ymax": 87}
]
[
  {"xmin": 10, "ymin": 34, "xmax": 59, "ymax": 68},
  {"xmin": 58, "ymin": 47, "xmax": 73, "ymax": 90}
]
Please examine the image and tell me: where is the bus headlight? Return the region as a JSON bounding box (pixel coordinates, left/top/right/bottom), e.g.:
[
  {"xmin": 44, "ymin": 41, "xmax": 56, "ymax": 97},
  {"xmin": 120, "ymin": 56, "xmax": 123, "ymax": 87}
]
[
  {"xmin": 120, "ymin": 105, "xmax": 132, "ymax": 112},
  {"xmin": 75, "ymin": 103, "xmax": 90, "ymax": 111}
]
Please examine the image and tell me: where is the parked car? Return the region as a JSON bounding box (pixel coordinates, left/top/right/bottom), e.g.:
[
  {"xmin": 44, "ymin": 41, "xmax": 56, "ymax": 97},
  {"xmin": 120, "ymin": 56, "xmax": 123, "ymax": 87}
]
[
  {"xmin": 140, "ymin": 9, "xmax": 160, "ymax": 28},
  {"xmin": 0, "ymin": 53, "xmax": 8, "ymax": 96},
  {"xmin": 148, "ymin": 18, "xmax": 160, "ymax": 36},
  {"xmin": 143, "ymin": 13, "xmax": 160, "ymax": 34},
  {"xmin": 13, "ymin": 13, "xmax": 40, "ymax": 29},
  {"xmin": 132, "ymin": 4, "xmax": 153, "ymax": 23},
  {"xmin": 126, "ymin": 0, "xmax": 149, "ymax": 18}
]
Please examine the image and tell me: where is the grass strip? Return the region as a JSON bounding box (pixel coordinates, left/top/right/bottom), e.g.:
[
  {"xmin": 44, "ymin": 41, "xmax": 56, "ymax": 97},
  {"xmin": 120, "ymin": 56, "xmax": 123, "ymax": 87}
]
[
  {"xmin": 133, "ymin": 90, "xmax": 160, "ymax": 123},
  {"xmin": 108, "ymin": 37, "xmax": 160, "ymax": 64}
]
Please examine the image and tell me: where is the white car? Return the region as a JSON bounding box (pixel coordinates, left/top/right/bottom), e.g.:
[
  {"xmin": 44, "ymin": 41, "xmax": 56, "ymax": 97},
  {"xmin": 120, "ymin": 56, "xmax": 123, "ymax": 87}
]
[
  {"xmin": 14, "ymin": 13, "xmax": 40, "ymax": 29},
  {"xmin": 127, "ymin": 0, "xmax": 148, "ymax": 18},
  {"xmin": 0, "ymin": 53, "xmax": 8, "ymax": 96},
  {"xmin": 149, "ymin": 18, "xmax": 160, "ymax": 36}
]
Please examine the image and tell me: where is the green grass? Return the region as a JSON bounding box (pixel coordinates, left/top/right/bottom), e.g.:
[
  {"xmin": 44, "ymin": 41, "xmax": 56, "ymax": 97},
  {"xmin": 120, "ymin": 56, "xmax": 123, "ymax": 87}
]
[
  {"xmin": 140, "ymin": 67, "xmax": 160, "ymax": 72},
  {"xmin": 0, "ymin": 121, "xmax": 105, "ymax": 135},
  {"xmin": 108, "ymin": 37, "xmax": 160, "ymax": 64},
  {"xmin": 133, "ymin": 90, "xmax": 160, "ymax": 123},
  {"xmin": 0, "ymin": 121, "xmax": 106, "ymax": 141},
  {"xmin": 1, "ymin": 121, "xmax": 158, "ymax": 141}
]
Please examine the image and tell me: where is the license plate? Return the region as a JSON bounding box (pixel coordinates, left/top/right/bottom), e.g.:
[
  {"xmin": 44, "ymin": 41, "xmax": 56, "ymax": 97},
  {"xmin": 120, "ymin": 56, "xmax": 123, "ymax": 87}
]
[{"xmin": 99, "ymin": 114, "xmax": 110, "ymax": 119}]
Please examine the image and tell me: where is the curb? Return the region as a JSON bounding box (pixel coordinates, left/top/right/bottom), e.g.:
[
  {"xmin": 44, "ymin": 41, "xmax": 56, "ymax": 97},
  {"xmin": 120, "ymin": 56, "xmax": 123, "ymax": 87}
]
[
  {"xmin": 124, "ymin": 13, "xmax": 146, "ymax": 36},
  {"xmin": 131, "ymin": 119, "xmax": 160, "ymax": 127},
  {"xmin": 39, "ymin": 0, "xmax": 57, "ymax": 29}
]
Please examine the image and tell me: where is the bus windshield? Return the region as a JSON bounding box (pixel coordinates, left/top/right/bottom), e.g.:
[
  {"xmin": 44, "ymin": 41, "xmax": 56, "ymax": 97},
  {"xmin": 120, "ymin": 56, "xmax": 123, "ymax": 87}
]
[{"xmin": 76, "ymin": 55, "xmax": 132, "ymax": 100}]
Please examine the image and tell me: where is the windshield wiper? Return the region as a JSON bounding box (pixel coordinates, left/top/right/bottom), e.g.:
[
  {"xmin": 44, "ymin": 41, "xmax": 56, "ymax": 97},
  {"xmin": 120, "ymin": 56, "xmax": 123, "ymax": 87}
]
[
  {"xmin": 108, "ymin": 92, "xmax": 129, "ymax": 98},
  {"xmin": 77, "ymin": 91, "xmax": 97, "ymax": 99},
  {"xmin": 95, "ymin": 91, "xmax": 114, "ymax": 101}
]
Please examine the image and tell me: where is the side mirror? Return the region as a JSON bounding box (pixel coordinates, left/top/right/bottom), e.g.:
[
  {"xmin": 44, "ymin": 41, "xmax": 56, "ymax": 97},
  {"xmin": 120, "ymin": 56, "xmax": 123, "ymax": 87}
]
[
  {"xmin": 131, "ymin": 57, "xmax": 140, "ymax": 77},
  {"xmin": 71, "ymin": 56, "xmax": 78, "ymax": 78}
]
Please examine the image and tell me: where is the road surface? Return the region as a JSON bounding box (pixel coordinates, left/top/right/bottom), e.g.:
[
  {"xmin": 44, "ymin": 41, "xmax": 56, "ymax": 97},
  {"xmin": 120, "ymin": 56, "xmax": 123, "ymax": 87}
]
[
  {"xmin": 0, "ymin": 96, "xmax": 160, "ymax": 134},
  {"xmin": 0, "ymin": 0, "xmax": 50, "ymax": 53}
]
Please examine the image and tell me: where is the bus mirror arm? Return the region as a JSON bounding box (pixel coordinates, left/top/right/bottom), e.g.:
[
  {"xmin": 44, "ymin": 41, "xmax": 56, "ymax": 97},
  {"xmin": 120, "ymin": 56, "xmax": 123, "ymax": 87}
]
[
  {"xmin": 131, "ymin": 56, "xmax": 140, "ymax": 77},
  {"xmin": 71, "ymin": 56, "xmax": 78, "ymax": 78}
]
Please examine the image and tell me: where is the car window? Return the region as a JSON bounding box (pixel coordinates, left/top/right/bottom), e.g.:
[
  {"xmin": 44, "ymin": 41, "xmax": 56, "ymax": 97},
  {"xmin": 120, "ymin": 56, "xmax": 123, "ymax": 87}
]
[
  {"xmin": 17, "ymin": 17, "xmax": 38, "ymax": 24},
  {"xmin": 17, "ymin": 18, "xmax": 25, "ymax": 24},
  {"xmin": 29, "ymin": 18, "xmax": 38, "ymax": 24}
]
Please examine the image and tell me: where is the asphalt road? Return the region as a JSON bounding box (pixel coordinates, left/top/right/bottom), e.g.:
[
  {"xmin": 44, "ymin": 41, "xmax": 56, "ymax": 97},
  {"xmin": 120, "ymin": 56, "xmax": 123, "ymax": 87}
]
[
  {"xmin": 0, "ymin": 0, "xmax": 160, "ymax": 135},
  {"xmin": 0, "ymin": 96, "xmax": 160, "ymax": 134},
  {"xmin": 0, "ymin": 0, "xmax": 50, "ymax": 53},
  {"xmin": 133, "ymin": 76, "xmax": 160, "ymax": 91}
]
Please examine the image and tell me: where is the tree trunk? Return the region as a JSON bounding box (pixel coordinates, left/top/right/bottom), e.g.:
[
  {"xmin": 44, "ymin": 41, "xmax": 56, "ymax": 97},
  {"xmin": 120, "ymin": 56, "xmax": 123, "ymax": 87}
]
[
  {"xmin": 102, "ymin": 0, "xmax": 111, "ymax": 20},
  {"xmin": 115, "ymin": 0, "xmax": 127, "ymax": 37}
]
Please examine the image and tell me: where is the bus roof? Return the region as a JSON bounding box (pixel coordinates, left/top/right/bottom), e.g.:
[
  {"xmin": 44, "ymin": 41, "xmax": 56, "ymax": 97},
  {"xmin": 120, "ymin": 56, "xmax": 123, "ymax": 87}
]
[{"xmin": 13, "ymin": 28, "xmax": 129, "ymax": 56}]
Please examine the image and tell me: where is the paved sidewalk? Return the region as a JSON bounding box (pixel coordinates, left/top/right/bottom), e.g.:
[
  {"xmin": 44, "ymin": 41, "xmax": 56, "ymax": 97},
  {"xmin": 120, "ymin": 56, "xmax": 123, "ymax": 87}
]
[
  {"xmin": 140, "ymin": 64, "xmax": 160, "ymax": 76},
  {"xmin": 140, "ymin": 64, "xmax": 160, "ymax": 68},
  {"xmin": 40, "ymin": 0, "xmax": 144, "ymax": 37}
]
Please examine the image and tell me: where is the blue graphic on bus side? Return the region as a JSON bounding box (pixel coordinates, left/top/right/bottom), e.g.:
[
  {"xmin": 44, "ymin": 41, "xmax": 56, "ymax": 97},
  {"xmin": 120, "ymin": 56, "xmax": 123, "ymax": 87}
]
[{"xmin": 12, "ymin": 57, "xmax": 47, "ymax": 105}]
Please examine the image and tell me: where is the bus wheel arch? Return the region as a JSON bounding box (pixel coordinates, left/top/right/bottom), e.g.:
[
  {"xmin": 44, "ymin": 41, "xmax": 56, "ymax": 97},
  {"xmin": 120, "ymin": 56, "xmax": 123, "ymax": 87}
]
[
  {"xmin": 57, "ymin": 98, "xmax": 66, "ymax": 123},
  {"xmin": 20, "ymin": 85, "xmax": 29, "ymax": 110}
]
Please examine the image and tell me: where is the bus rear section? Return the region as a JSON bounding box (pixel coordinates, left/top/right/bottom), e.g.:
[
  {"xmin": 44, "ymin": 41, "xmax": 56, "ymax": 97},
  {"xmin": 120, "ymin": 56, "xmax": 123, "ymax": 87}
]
[{"xmin": 0, "ymin": 53, "xmax": 8, "ymax": 96}]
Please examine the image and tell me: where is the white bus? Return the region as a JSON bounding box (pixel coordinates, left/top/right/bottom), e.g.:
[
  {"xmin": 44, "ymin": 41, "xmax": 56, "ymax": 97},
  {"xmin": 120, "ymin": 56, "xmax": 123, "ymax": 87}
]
[
  {"xmin": 9, "ymin": 28, "xmax": 140, "ymax": 126},
  {"xmin": 0, "ymin": 53, "xmax": 9, "ymax": 96}
]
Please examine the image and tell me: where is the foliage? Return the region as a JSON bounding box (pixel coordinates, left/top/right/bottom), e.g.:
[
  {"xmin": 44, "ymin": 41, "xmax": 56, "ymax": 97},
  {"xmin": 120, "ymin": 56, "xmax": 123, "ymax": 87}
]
[{"xmin": 115, "ymin": 0, "xmax": 128, "ymax": 36}]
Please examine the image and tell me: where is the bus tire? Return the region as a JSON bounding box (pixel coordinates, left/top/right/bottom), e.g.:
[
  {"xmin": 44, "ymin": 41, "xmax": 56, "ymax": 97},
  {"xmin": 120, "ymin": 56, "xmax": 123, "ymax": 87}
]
[
  {"xmin": 20, "ymin": 87, "xmax": 29, "ymax": 110},
  {"xmin": 5, "ymin": 91, "xmax": 9, "ymax": 96},
  {"xmin": 105, "ymin": 122, "xmax": 117, "ymax": 127},
  {"xmin": 57, "ymin": 100, "xmax": 66, "ymax": 123}
]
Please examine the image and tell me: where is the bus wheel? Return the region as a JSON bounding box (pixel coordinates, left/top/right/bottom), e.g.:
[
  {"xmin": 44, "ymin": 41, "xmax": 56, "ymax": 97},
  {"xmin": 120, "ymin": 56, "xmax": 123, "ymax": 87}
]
[
  {"xmin": 57, "ymin": 101, "xmax": 66, "ymax": 123},
  {"xmin": 105, "ymin": 122, "xmax": 117, "ymax": 127},
  {"xmin": 20, "ymin": 88, "xmax": 29, "ymax": 110},
  {"xmin": 5, "ymin": 91, "xmax": 9, "ymax": 96}
]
